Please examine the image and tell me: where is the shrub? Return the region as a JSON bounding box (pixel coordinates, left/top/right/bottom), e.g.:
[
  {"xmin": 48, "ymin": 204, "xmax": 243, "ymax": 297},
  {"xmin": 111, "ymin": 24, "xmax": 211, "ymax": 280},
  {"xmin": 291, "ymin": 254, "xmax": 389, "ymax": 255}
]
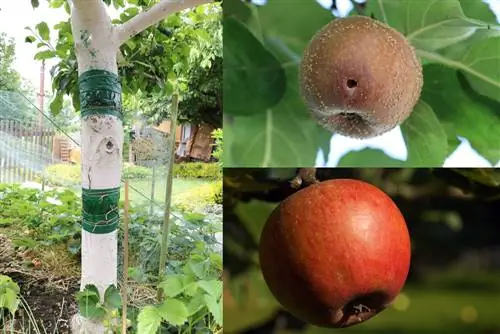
[
  {"xmin": 173, "ymin": 180, "xmax": 222, "ymax": 212},
  {"xmin": 212, "ymin": 128, "xmax": 223, "ymax": 163},
  {"xmin": 42, "ymin": 164, "xmax": 81, "ymax": 187},
  {"xmin": 172, "ymin": 162, "xmax": 221, "ymax": 179},
  {"xmin": 42, "ymin": 162, "xmax": 219, "ymax": 187}
]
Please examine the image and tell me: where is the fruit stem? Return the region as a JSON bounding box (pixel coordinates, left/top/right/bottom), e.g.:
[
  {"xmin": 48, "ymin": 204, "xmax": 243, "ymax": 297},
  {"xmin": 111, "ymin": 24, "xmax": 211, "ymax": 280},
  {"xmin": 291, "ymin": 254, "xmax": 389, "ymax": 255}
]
[{"xmin": 290, "ymin": 168, "xmax": 319, "ymax": 189}]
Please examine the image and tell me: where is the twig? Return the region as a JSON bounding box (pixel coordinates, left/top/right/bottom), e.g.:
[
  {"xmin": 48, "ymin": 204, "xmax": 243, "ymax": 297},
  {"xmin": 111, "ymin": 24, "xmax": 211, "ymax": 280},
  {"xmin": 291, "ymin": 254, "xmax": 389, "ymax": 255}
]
[{"xmin": 290, "ymin": 168, "xmax": 319, "ymax": 189}]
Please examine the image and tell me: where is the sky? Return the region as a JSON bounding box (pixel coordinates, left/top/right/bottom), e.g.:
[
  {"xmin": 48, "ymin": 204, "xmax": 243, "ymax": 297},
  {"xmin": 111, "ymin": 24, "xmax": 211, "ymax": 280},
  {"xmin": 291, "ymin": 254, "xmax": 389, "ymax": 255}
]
[{"xmin": 0, "ymin": 0, "xmax": 499, "ymax": 167}]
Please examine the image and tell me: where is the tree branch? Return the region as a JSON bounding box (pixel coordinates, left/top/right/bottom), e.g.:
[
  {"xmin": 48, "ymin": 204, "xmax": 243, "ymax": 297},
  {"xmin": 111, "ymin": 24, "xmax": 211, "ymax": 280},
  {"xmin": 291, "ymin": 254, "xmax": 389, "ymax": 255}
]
[{"xmin": 116, "ymin": 0, "xmax": 212, "ymax": 45}]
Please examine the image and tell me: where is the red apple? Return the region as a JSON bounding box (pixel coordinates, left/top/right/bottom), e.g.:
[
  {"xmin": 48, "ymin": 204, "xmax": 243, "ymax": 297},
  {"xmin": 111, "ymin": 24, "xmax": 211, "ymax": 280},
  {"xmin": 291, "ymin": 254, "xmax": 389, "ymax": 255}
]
[{"xmin": 258, "ymin": 179, "xmax": 411, "ymax": 328}]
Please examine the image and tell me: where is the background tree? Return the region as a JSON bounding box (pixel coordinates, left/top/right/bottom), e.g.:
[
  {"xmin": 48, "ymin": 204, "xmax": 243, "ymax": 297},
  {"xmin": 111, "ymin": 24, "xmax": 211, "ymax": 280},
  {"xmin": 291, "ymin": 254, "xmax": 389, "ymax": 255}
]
[
  {"xmin": 0, "ymin": 33, "xmax": 42, "ymax": 124},
  {"xmin": 0, "ymin": 33, "xmax": 22, "ymax": 92}
]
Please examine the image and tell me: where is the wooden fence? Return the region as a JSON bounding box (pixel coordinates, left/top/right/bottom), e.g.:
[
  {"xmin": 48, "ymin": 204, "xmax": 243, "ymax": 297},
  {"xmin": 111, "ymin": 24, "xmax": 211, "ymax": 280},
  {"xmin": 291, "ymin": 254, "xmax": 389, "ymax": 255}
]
[{"xmin": 0, "ymin": 119, "xmax": 56, "ymax": 183}]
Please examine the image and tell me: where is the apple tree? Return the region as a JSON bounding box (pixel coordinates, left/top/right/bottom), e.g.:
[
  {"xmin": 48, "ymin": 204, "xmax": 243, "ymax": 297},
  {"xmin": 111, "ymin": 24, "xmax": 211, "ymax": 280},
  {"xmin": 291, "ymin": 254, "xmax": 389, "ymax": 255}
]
[{"xmin": 27, "ymin": 0, "xmax": 216, "ymax": 332}]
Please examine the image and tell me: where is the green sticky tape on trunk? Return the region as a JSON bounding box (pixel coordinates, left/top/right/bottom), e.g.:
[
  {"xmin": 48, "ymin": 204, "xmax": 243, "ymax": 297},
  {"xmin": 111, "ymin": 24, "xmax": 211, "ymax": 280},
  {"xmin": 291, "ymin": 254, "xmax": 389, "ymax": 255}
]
[
  {"xmin": 82, "ymin": 187, "xmax": 120, "ymax": 234},
  {"xmin": 78, "ymin": 69, "xmax": 123, "ymax": 121}
]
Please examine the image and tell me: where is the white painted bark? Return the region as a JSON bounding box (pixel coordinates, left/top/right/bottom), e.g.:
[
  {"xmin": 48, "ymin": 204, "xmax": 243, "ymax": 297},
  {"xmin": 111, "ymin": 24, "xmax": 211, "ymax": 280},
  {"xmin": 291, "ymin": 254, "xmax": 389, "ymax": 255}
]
[
  {"xmin": 116, "ymin": 0, "xmax": 211, "ymax": 45},
  {"xmin": 68, "ymin": 0, "xmax": 212, "ymax": 333}
]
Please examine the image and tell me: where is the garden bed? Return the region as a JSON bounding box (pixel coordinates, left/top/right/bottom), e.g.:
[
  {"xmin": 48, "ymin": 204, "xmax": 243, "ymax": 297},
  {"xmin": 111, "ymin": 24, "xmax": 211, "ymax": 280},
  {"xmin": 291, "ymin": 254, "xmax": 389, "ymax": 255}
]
[{"xmin": 0, "ymin": 234, "xmax": 79, "ymax": 333}]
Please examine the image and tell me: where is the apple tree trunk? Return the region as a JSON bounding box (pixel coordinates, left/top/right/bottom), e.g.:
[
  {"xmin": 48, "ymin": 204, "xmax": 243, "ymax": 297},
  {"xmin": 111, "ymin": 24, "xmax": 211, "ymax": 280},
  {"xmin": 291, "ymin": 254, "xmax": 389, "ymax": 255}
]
[{"xmin": 66, "ymin": 0, "xmax": 211, "ymax": 332}]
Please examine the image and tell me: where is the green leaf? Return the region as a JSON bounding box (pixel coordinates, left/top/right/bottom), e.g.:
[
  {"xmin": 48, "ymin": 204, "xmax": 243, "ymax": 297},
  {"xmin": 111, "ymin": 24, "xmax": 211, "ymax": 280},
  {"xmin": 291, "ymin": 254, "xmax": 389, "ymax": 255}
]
[
  {"xmin": 234, "ymin": 200, "xmax": 277, "ymax": 243},
  {"xmin": 31, "ymin": 0, "xmax": 39, "ymax": 8},
  {"xmin": 104, "ymin": 284, "xmax": 121, "ymax": 309},
  {"xmin": 158, "ymin": 299, "xmax": 189, "ymax": 326},
  {"xmin": 158, "ymin": 275, "xmax": 184, "ymax": 298},
  {"xmin": 187, "ymin": 259, "xmax": 207, "ymax": 279},
  {"xmin": 338, "ymin": 148, "xmax": 405, "ymax": 167},
  {"xmin": 366, "ymin": 0, "xmax": 488, "ymax": 51},
  {"xmin": 186, "ymin": 294, "xmax": 206, "ymax": 316},
  {"xmin": 458, "ymin": 0, "xmax": 498, "ymax": 23},
  {"xmin": 257, "ymin": 0, "xmax": 333, "ymax": 54},
  {"xmin": 401, "ymin": 100, "xmax": 448, "ymax": 166},
  {"xmin": 197, "ymin": 279, "xmax": 222, "ymax": 299},
  {"xmin": 49, "ymin": 93, "xmax": 64, "ymax": 115},
  {"xmin": 49, "ymin": 0, "xmax": 65, "ymax": 8},
  {"xmin": 137, "ymin": 306, "xmax": 162, "ymax": 334},
  {"xmin": 223, "ymin": 0, "xmax": 263, "ymax": 41},
  {"xmin": 34, "ymin": 50, "xmax": 56, "ymax": 60},
  {"xmin": 0, "ymin": 275, "xmax": 20, "ymax": 314},
  {"xmin": 223, "ymin": 17, "xmax": 286, "ymax": 116},
  {"xmin": 227, "ymin": 67, "xmax": 326, "ymax": 167},
  {"xmin": 35, "ymin": 22, "xmax": 50, "ymax": 41},
  {"xmin": 450, "ymin": 36, "xmax": 500, "ymax": 103},
  {"xmin": 76, "ymin": 285, "xmax": 105, "ymax": 320},
  {"xmin": 0, "ymin": 289, "xmax": 20, "ymax": 315},
  {"xmin": 203, "ymin": 294, "xmax": 222, "ymax": 325},
  {"xmin": 421, "ymin": 65, "xmax": 500, "ymax": 164},
  {"xmin": 79, "ymin": 284, "xmax": 100, "ymax": 299},
  {"xmin": 25, "ymin": 36, "xmax": 36, "ymax": 43}
]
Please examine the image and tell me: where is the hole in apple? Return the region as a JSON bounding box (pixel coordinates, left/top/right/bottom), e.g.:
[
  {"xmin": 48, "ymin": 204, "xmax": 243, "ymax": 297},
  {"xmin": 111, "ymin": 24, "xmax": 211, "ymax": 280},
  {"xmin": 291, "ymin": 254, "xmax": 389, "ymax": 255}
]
[
  {"xmin": 346, "ymin": 79, "xmax": 357, "ymax": 88},
  {"xmin": 338, "ymin": 291, "xmax": 389, "ymax": 327}
]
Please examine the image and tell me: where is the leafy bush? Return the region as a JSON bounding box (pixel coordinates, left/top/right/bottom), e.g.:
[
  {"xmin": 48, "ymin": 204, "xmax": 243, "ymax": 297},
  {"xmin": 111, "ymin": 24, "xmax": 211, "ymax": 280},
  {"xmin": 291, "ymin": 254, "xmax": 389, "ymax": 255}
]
[
  {"xmin": 42, "ymin": 162, "xmax": 219, "ymax": 187},
  {"xmin": 173, "ymin": 163, "xmax": 221, "ymax": 179},
  {"xmin": 0, "ymin": 183, "xmax": 221, "ymax": 263},
  {"xmin": 0, "ymin": 184, "xmax": 81, "ymax": 254},
  {"xmin": 173, "ymin": 181, "xmax": 222, "ymax": 212},
  {"xmin": 211, "ymin": 128, "xmax": 223, "ymax": 163},
  {"xmin": 137, "ymin": 241, "xmax": 222, "ymax": 333},
  {"xmin": 42, "ymin": 163, "xmax": 81, "ymax": 187}
]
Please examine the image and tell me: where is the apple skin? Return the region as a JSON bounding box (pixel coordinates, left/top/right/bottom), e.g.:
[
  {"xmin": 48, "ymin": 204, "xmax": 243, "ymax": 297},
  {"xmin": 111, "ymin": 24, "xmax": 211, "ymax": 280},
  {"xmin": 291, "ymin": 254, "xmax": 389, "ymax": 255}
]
[{"xmin": 258, "ymin": 179, "xmax": 411, "ymax": 328}]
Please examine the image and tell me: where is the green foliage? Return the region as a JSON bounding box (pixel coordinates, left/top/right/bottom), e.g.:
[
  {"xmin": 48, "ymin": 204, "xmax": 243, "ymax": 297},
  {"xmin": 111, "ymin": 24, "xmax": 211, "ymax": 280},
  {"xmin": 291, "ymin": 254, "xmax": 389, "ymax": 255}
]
[
  {"xmin": 42, "ymin": 163, "xmax": 220, "ymax": 186},
  {"xmin": 0, "ymin": 275, "xmax": 20, "ymax": 315},
  {"xmin": 76, "ymin": 284, "xmax": 122, "ymax": 330},
  {"xmin": 173, "ymin": 162, "xmax": 221, "ymax": 179},
  {"xmin": 0, "ymin": 33, "xmax": 22, "ymax": 92},
  {"xmin": 0, "ymin": 184, "xmax": 81, "ymax": 254},
  {"xmin": 211, "ymin": 128, "xmax": 223, "ymax": 163},
  {"xmin": 173, "ymin": 181, "xmax": 222, "ymax": 212},
  {"xmin": 137, "ymin": 241, "xmax": 222, "ymax": 333},
  {"xmin": 0, "ymin": 182, "xmax": 221, "ymax": 263},
  {"xmin": 29, "ymin": 0, "xmax": 222, "ymax": 128},
  {"xmin": 42, "ymin": 163, "xmax": 82, "ymax": 187},
  {"xmin": 123, "ymin": 204, "xmax": 222, "ymax": 279},
  {"xmin": 224, "ymin": 0, "xmax": 500, "ymax": 167}
]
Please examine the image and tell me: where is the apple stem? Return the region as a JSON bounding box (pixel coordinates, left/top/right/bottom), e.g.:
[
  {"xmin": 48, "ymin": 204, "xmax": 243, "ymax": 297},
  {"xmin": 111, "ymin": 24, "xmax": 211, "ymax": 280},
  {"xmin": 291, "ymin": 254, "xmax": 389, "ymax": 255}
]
[{"xmin": 290, "ymin": 168, "xmax": 319, "ymax": 189}]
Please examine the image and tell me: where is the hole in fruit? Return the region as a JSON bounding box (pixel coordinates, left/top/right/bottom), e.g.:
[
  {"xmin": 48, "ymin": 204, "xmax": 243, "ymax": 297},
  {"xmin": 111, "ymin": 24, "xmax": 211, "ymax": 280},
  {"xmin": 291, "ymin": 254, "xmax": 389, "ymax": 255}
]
[
  {"xmin": 337, "ymin": 291, "xmax": 389, "ymax": 328},
  {"xmin": 346, "ymin": 79, "xmax": 357, "ymax": 88}
]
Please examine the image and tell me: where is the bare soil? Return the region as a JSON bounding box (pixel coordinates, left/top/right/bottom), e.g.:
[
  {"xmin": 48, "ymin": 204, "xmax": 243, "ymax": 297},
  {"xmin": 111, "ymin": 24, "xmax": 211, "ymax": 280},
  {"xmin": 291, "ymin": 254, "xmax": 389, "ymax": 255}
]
[{"xmin": 0, "ymin": 234, "xmax": 79, "ymax": 333}]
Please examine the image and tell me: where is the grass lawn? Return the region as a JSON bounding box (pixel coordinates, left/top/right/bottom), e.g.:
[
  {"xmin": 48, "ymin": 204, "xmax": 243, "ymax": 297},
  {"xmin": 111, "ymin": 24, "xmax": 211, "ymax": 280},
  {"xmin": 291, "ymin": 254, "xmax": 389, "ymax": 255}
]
[{"xmin": 123, "ymin": 177, "xmax": 210, "ymax": 206}]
